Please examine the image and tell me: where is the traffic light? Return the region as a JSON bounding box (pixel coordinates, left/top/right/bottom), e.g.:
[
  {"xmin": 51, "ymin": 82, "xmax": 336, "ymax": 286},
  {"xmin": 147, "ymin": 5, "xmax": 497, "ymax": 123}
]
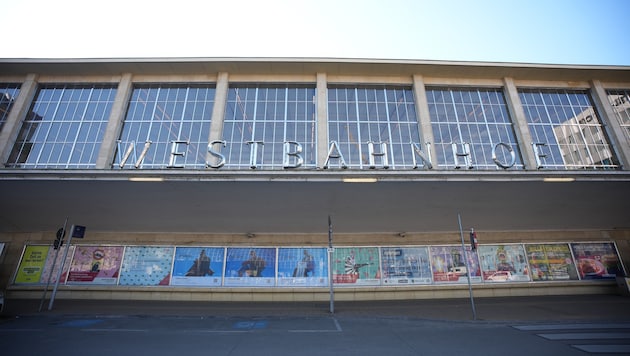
[
  {"xmin": 53, "ymin": 228, "xmax": 65, "ymax": 249},
  {"xmin": 469, "ymin": 228, "xmax": 478, "ymax": 251}
]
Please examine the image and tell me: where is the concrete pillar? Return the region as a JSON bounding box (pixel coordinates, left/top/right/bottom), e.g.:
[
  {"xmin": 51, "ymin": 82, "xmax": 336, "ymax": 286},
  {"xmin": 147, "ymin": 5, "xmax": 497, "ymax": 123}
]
[
  {"xmin": 316, "ymin": 73, "xmax": 328, "ymax": 168},
  {"xmin": 205, "ymin": 72, "xmax": 229, "ymax": 167},
  {"xmin": 95, "ymin": 73, "xmax": 134, "ymax": 169},
  {"xmin": 589, "ymin": 80, "xmax": 630, "ymax": 169},
  {"xmin": 0, "ymin": 74, "xmax": 39, "ymax": 165},
  {"xmin": 412, "ymin": 75, "xmax": 438, "ymax": 165},
  {"xmin": 502, "ymin": 77, "xmax": 538, "ymax": 170}
]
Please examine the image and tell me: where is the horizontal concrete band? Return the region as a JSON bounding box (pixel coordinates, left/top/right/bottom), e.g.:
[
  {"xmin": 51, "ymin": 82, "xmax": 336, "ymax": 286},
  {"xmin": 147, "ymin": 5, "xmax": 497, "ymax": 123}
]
[{"xmin": 6, "ymin": 281, "xmax": 618, "ymax": 302}]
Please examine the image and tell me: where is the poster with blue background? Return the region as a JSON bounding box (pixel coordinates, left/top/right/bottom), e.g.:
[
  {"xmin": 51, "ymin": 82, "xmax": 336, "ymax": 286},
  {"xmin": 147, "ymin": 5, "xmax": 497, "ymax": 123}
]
[
  {"xmin": 277, "ymin": 248, "xmax": 328, "ymax": 287},
  {"xmin": 171, "ymin": 247, "xmax": 224, "ymax": 286},
  {"xmin": 224, "ymin": 247, "xmax": 276, "ymax": 287}
]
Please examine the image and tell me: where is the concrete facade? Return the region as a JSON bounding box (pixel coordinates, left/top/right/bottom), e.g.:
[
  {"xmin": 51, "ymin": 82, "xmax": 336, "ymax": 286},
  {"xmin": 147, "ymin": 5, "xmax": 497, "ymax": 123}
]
[{"xmin": 0, "ymin": 58, "xmax": 629, "ymax": 302}]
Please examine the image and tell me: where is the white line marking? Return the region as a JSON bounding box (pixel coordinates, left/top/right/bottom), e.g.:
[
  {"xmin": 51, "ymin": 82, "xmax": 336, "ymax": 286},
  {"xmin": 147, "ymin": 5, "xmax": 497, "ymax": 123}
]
[{"xmin": 538, "ymin": 332, "xmax": 630, "ymax": 340}]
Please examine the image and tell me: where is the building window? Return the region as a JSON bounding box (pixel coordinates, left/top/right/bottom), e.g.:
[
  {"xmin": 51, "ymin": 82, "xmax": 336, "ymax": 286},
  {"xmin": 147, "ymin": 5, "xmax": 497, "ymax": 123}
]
[
  {"xmin": 6, "ymin": 84, "xmax": 116, "ymax": 168},
  {"xmin": 426, "ymin": 87, "xmax": 523, "ymax": 169},
  {"xmin": 221, "ymin": 85, "xmax": 316, "ymax": 169},
  {"xmin": 0, "ymin": 84, "xmax": 21, "ymax": 132},
  {"xmin": 327, "ymin": 86, "xmax": 420, "ymax": 169},
  {"xmin": 114, "ymin": 84, "xmax": 215, "ymax": 169},
  {"xmin": 519, "ymin": 89, "xmax": 618, "ymax": 169},
  {"xmin": 606, "ymin": 89, "xmax": 630, "ymax": 146}
]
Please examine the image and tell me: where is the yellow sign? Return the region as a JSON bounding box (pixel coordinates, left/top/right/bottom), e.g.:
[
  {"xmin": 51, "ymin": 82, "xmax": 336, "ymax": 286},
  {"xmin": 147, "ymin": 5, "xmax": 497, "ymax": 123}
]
[{"xmin": 14, "ymin": 245, "xmax": 50, "ymax": 284}]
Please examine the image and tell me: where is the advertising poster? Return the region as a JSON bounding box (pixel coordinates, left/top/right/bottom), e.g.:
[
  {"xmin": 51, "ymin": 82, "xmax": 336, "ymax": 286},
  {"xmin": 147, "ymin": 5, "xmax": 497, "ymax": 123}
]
[
  {"xmin": 277, "ymin": 248, "xmax": 328, "ymax": 287},
  {"xmin": 570, "ymin": 242, "xmax": 625, "ymax": 279},
  {"xmin": 478, "ymin": 244, "xmax": 530, "ymax": 282},
  {"xmin": 14, "ymin": 245, "xmax": 50, "ymax": 284},
  {"xmin": 224, "ymin": 248, "xmax": 276, "ymax": 287},
  {"xmin": 40, "ymin": 245, "xmax": 75, "ymax": 284},
  {"xmin": 381, "ymin": 247, "xmax": 432, "ymax": 285},
  {"xmin": 171, "ymin": 247, "xmax": 225, "ymax": 286},
  {"xmin": 429, "ymin": 245, "xmax": 482, "ymax": 284},
  {"xmin": 119, "ymin": 246, "xmax": 174, "ymax": 286},
  {"xmin": 67, "ymin": 246, "xmax": 123, "ymax": 284},
  {"xmin": 526, "ymin": 243, "xmax": 578, "ymax": 281},
  {"xmin": 332, "ymin": 247, "xmax": 380, "ymax": 286}
]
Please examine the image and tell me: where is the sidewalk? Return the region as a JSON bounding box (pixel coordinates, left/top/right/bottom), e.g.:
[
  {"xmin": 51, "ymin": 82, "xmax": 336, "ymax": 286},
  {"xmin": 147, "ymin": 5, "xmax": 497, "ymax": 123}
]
[{"xmin": 3, "ymin": 294, "xmax": 630, "ymax": 323}]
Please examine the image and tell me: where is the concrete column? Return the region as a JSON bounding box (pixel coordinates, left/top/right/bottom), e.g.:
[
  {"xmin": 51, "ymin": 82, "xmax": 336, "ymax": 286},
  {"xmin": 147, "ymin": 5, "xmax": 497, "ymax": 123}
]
[
  {"xmin": 208, "ymin": 72, "xmax": 229, "ymax": 143},
  {"xmin": 205, "ymin": 72, "xmax": 229, "ymax": 167},
  {"xmin": 316, "ymin": 73, "xmax": 328, "ymax": 168},
  {"xmin": 589, "ymin": 80, "xmax": 630, "ymax": 169},
  {"xmin": 96, "ymin": 73, "xmax": 134, "ymax": 169},
  {"xmin": 0, "ymin": 74, "xmax": 39, "ymax": 165},
  {"xmin": 412, "ymin": 75, "xmax": 438, "ymax": 165},
  {"xmin": 502, "ymin": 77, "xmax": 537, "ymax": 170}
]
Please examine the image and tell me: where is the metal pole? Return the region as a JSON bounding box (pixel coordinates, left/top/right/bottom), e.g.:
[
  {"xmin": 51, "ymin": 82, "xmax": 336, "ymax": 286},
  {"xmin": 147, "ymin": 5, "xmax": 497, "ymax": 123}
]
[
  {"xmin": 457, "ymin": 214, "xmax": 477, "ymax": 320},
  {"xmin": 328, "ymin": 215, "xmax": 335, "ymax": 314},
  {"xmin": 39, "ymin": 218, "xmax": 67, "ymax": 312},
  {"xmin": 48, "ymin": 225, "xmax": 74, "ymax": 311}
]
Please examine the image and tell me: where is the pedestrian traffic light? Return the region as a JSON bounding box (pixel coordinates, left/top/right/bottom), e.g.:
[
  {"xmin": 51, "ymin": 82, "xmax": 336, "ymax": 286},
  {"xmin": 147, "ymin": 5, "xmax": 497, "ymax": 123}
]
[
  {"xmin": 53, "ymin": 228, "xmax": 65, "ymax": 249},
  {"xmin": 470, "ymin": 228, "xmax": 478, "ymax": 251}
]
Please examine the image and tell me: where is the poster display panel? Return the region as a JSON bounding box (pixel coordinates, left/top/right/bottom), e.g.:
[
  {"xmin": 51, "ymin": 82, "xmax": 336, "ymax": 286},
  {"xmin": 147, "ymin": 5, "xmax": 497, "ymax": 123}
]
[
  {"xmin": 40, "ymin": 245, "xmax": 75, "ymax": 284},
  {"xmin": 332, "ymin": 247, "xmax": 380, "ymax": 286},
  {"xmin": 277, "ymin": 248, "xmax": 328, "ymax": 287},
  {"xmin": 171, "ymin": 247, "xmax": 224, "ymax": 286},
  {"xmin": 570, "ymin": 242, "xmax": 625, "ymax": 279},
  {"xmin": 224, "ymin": 248, "xmax": 276, "ymax": 287},
  {"xmin": 67, "ymin": 246, "xmax": 123, "ymax": 284},
  {"xmin": 14, "ymin": 245, "xmax": 50, "ymax": 284},
  {"xmin": 429, "ymin": 245, "xmax": 482, "ymax": 284},
  {"xmin": 526, "ymin": 243, "xmax": 578, "ymax": 281},
  {"xmin": 381, "ymin": 247, "xmax": 432, "ymax": 285},
  {"xmin": 478, "ymin": 244, "xmax": 530, "ymax": 282},
  {"xmin": 119, "ymin": 246, "xmax": 174, "ymax": 286}
]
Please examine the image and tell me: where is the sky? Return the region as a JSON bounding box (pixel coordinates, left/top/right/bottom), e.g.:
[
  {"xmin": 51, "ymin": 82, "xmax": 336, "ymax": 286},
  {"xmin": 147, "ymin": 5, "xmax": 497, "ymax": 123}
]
[{"xmin": 0, "ymin": 0, "xmax": 628, "ymax": 65}]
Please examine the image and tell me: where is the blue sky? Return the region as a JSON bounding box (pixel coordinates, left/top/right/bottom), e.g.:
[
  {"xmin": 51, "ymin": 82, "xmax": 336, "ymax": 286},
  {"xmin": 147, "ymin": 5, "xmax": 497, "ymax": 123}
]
[{"xmin": 1, "ymin": 0, "xmax": 628, "ymax": 65}]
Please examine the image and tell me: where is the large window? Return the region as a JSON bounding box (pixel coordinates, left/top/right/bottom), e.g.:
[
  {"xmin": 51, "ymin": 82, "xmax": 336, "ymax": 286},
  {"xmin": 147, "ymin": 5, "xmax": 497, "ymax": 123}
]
[
  {"xmin": 606, "ymin": 89, "xmax": 630, "ymax": 146},
  {"xmin": 221, "ymin": 85, "xmax": 317, "ymax": 169},
  {"xmin": 427, "ymin": 87, "xmax": 523, "ymax": 170},
  {"xmin": 327, "ymin": 86, "xmax": 420, "ymax": 169},
  {"xmin": 0, "ymin": 83, "xmax": 21, "ymax": 132},
  {"xmin": 519, "ymin": 89, "xmax": 618, "ymax": 169},
  {"xmin": 114, "ymin": 84, "xmax": 215, "ymax": 169},
  {"xmin": 6, "ymin": 84, "xmax": 116, "ymax": 168}
]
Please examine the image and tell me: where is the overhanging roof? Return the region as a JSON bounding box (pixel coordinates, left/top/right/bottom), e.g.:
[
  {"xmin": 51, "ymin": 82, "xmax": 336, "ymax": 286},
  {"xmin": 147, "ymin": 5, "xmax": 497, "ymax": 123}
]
[{"xmin": 1, "ymin": 171, "xmax": 629, "ymax": 234}]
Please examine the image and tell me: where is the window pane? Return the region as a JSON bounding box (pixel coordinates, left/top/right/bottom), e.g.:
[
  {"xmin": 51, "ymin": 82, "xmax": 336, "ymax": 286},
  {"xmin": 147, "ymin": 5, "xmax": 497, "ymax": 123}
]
[
  {"xmin": 519, "ymin": 88, "xmax": 619, "ymax": 170},
  {"xmin": 6, "ymin": 84, "xmax": 116, "ymax": 168}
]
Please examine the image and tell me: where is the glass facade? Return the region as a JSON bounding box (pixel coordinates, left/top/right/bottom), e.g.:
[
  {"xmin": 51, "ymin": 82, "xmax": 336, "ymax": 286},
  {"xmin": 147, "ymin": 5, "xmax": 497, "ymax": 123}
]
[
  {"xmin": 519, "ymin": 89, "xmax": 618, "ymax": 169},
  {"xmin": 222, "ymin": 85, "xmax": 317, "ymax": 169},
  {"xmin": 6, "ymin": 84, "xmax": 116, "ymax": 168},
  {"xmin": 426, "ymin": 87, "xmax": 523, "ymax": 169},
  {"xmin": 0, "ymin": 83, "xmax": 21, "ymax": 131},
  {"xmin": 114, "ymin": 84, "xmax": 216, "ymax": 169},
  {"xmin": 606, "ymin": 89, "xmax": 630, "ymax": 146},
  {"xmin": 327, "ymin": 86, "xmax": 420, "ymax": 169}
]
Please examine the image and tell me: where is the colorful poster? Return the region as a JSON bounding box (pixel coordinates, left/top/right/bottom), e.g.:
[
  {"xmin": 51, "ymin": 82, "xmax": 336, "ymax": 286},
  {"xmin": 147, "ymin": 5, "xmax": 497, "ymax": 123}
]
[
  {"xmin": 478, "ymin": 244, "xmax": 530, "ymax": 282},
  {"xmin": 277, "ymin": 248, "xmax": 328, "ymax": 287},
  {"xmin": 171, "ymin": 247, "xmax": 224, "ymax": 286},
  {"xmin": 429, "ymin": 245, "xmax": 482, "ymax": 284},
  {"xmin": 118, "ymin": 246, "xmax": 174, "ymax": 286},
  {"xmin": 570, "ymin": 242, "xmax": 625, "ymax": 279},
  {"xmin": 40, "ymin": 245, "xmax": 75, "ymax": 284},
  {"xmin": 381, "ymin": 247, "xmax": 432, "ymax": 285},
  {"xmin": 526, "ymin": 243, "xmax": 578, "ymax": 281},
  {"xmin": 331, "ymin": 247, "xmax": 380, "ymax": 285},
  {"xmin": 67, "ymin": 246, "xmax": 123, "ymax": 284},
  {"xmin": 224, "ymin": 248, "xmax": 276, "ymax": 287},
  {"xmin": 14, "ymin": 245, "xmax": 50, "ymax": 284}
]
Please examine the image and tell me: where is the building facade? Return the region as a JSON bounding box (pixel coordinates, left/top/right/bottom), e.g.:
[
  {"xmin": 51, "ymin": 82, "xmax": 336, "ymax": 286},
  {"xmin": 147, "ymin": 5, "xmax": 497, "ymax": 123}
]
[{"xmin": 0, "ymin": 58, "xmax": 629, "ymax": 302}]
